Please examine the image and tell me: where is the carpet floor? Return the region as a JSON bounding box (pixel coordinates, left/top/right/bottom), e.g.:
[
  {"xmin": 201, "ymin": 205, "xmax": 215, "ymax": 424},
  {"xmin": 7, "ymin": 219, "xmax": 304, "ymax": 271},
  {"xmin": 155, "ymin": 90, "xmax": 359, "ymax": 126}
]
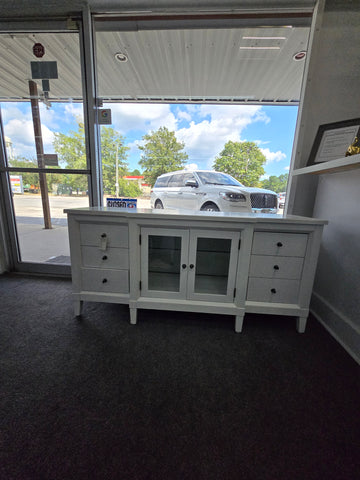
[{"xmin": 0, "ymin": 273, "xmax": 359, "ymax": 480}]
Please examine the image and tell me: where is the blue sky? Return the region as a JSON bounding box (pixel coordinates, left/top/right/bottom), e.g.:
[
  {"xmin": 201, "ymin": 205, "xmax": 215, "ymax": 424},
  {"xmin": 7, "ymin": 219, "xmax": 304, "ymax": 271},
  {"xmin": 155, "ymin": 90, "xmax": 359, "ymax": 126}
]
[{"xmin": 2, "ymin": 101, "xmax": 298, "ymax": 179}]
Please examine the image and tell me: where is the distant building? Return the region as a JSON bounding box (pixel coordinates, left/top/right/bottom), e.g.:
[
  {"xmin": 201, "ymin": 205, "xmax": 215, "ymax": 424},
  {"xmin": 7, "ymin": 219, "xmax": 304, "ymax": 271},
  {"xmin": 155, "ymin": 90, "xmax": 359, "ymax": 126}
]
[
  {"xmin": 5, "ymin": 136, "xmax": 14, "ymax": 161},
  {"xmin": 123, "ymin": 175, "xmax": 151, "ymax": 195}
]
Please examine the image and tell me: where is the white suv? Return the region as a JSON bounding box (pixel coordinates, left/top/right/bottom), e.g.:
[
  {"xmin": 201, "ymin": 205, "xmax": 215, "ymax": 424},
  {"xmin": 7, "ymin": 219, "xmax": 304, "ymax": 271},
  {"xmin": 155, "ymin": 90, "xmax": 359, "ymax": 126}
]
[{"xmin": 150, "ymin": 170, "xmax": 278, "ymax": 213}]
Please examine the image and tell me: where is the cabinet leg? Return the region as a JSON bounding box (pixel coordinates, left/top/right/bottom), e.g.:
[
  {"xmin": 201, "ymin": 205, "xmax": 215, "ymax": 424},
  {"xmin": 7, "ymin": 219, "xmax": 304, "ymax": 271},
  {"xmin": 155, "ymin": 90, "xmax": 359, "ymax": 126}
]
[
  {"xmin": 235, "ymin": 314, "xmax": 244, "ymax": 333},
  {"xmin": 296, "ymin": 316, "xmax": 307, "ymax": 333},
  {"xmin": 74, "ymin": 300, "xmax": 83, "ymax": 317},
  {"xmin": 129, "ymin": 307, "xmax": 137, "ymax": 325}
]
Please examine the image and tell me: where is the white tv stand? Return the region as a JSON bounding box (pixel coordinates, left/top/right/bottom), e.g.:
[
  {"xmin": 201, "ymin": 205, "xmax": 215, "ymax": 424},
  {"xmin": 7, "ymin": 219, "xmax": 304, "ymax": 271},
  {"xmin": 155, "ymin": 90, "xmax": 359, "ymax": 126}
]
[{"xmin": 65, "ymin": 208, "xmax": 327, "ymax": 333}]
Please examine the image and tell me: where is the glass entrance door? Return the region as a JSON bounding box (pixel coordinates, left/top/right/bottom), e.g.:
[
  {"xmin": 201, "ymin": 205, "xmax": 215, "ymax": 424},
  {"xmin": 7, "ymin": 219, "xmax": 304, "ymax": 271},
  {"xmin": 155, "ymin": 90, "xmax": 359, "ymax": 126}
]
[{"xmin": 0, "ymin": 27, "xmax": 90, "ymax": 273}]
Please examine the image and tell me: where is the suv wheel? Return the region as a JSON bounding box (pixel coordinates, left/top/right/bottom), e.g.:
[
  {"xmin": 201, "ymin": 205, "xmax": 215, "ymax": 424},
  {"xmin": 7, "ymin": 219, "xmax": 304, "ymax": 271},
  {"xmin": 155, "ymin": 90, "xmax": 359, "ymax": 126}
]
[
  {"xmin": 200, "ymin": 202, "xmax": 220, "ymax": 212},
  {"xmin": 155, "ymin": 200, "xmax": 164, "ymax": 209}
]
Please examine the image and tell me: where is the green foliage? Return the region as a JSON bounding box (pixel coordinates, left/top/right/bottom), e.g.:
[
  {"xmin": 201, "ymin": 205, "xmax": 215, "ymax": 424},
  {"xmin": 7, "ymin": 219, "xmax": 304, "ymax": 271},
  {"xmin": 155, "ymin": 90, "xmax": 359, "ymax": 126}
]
[
  {"xmin": 100, "ymin": 126, "xmax": 130, "ymax": 194},
  {"xmin": 118, "ymin": 178, "xmax": 142, "ymax": 197},
  {"xmin": 53, "ymin": 122, "xmax": 130, "ymax": 194},
  {"xmin": 129, "ymin": 169, "xmax": 141, "ymax": 176},
  {"xmin": 213, "ymin": 141, "xmax": 266, "ymax": 187},
  {"xmin": 261, "ymin": 173, "xmax": 288, "ymax": 193},
  {"xmin": 138, "ymin": 126, "xmax": 188, "ymax": 186},
  {"xmin": 10, "ymin": 157, "xmax": 68, "ymax": 193},
  {"xmin": 9, "ymin": 157, "xmax": 39, "ymax": 188},
  {"xmin": 53, "ymin": 122, "xmax": 87, "ymax": 191}
]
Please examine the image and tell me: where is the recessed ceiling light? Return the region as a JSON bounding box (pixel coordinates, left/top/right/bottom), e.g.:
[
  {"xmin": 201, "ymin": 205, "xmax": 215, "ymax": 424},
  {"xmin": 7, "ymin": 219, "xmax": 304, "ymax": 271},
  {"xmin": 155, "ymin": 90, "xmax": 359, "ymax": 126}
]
[
  {"xmin": 115, "ymin": 52, "xmax": 128, "ymax": 63},
  {"xmin": 239, "ymin": 46, "xmax": 281, "ymax": 50},
  {"xmin": 242, "ymin": 36, "xmax": 287, "ymax": 40},
  {"xmin": 293, "ymin": 51, "xmax": 306, "ymax": 61}
]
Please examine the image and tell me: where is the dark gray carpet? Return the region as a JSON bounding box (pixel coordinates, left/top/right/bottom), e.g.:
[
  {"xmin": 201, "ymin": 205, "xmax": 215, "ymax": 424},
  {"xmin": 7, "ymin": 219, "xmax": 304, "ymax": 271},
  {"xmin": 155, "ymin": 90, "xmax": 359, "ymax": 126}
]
[{"xmin": 0, "ymin": 273, "xmax": 359, "ymax": 480}]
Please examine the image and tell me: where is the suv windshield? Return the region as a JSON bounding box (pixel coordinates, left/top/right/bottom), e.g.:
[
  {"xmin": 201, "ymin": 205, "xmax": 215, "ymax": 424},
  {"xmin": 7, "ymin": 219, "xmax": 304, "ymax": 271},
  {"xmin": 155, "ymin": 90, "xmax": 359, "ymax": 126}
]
[{"xmin": 196, "ymin": 172, "xmax": 243, "ymax": 187}]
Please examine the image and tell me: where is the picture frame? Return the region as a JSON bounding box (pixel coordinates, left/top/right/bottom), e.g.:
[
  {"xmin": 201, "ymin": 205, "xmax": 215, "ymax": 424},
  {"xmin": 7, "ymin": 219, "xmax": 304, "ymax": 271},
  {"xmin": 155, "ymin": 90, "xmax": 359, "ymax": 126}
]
[{"xmin": 307, "ymin": 118, "xmax": 360, "ymax": 166}]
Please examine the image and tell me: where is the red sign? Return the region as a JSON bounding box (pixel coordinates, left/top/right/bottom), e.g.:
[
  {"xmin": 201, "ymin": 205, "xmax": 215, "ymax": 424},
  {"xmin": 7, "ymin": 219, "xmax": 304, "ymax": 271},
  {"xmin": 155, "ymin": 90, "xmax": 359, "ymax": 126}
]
[{"xmin": 33, "ymin": 43, "xmax": 45, "ymax": 58}]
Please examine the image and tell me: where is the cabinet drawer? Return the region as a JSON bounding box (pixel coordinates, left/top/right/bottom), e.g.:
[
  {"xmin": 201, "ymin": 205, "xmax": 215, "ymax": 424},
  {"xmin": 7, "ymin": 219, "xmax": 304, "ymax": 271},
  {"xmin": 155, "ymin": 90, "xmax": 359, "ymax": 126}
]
[
  {"xmin": 80, "ymin": 223, "xmax": 128, "ymax": 248},
  {"xmin": 252, "ymin": 232, "xmax": 307, "ymax": 257},
  {"xmin": 81, "ymin": 268, "xmax": 129, "ymax": 293},
  {"xmin": 249, "ymin": 255, "xmax": 304, "ymax": 279},
  {"xmin": 247, "ymin": 278, "xmax": 300, "ymax": 304},
  {"xmin": 81, "ymin": 246, "xmax": 129, "ymax": 269}
]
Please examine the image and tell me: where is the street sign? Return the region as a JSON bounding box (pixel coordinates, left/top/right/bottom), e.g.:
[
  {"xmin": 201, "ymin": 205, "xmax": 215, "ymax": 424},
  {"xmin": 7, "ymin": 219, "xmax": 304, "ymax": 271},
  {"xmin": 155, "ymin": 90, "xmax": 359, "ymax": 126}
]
[
  {"xmin": 43, "ymin": 154, "xmax": 58, "ymax": 166},
  {"xmin": 31, "ymin": 61, "xmax": 58, "ymax": 79},
  {"xmin": 33, "ymin": 43, "xmax": 45, "ymax": 58}
]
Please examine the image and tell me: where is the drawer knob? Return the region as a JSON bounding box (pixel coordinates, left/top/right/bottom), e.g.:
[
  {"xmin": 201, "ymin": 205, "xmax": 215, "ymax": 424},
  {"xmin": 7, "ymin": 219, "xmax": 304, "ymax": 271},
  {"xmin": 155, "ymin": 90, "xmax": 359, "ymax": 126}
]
[
  {"xmin": 101, "ymin": 233, "xmax": 107, "ymax": 238},
  {"xmin": 271, "ymin": 288, "xmax": 277, "ymax": 294},
  {"xmin": 273, "ymin": 265, "xmax": 279, "ymax": 270},
  {"xmin": 102, "ymin": 278, "xmax": 108, "ymax": 283},
  {"xmin": 102, "ymin": 255, "xmax": 108, "ymax": 260},
  {"xmin": 189, "ymin": 264, "xmax": 194, "ymax": 269},
  {"xmin": 182, "ymin": 264, "xmax": 187, "ymax": 269},
  {"xmin": 277, "ymin": 242, "xmax": 283, "ymax": 247}
]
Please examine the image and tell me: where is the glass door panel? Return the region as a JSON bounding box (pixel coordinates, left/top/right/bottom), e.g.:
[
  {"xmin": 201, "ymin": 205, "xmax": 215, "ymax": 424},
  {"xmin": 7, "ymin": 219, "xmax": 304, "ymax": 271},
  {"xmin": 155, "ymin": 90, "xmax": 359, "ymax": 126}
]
[
  {"xmin": 10, "ymin": 172, "xmax": 89, "ymax": 264},
  {"xmin": 148, "ymin": 235, "xmax": 182, "ymax": 292},
  {"xmin": 0, "ymin": 29, "xmax": 90, "ymax": 272},
  {"xmin": 194, "ymin": 237, "xmax": 231, "ymax": 295},
  {"xmin": 188, "ymin": 230, "xmax": 240, "ymax": 302},
  {"xmin": 140, "ymin": 228, "xmax": 189, "ymax": 298}
]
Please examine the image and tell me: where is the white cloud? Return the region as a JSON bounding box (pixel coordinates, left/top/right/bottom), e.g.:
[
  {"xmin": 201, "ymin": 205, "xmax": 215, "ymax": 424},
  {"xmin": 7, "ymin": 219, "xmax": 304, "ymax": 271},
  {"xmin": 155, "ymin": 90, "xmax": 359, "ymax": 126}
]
[
  {"xmin": 64, "ymin": 103, "xmax": 84, "ymax": 122},
  {"xmin": 184, "ymin": 163, "xmax": 198, "ymax": 171},
  {"xmin": 108, "ymin": 103, "xmax": 178, "ymax": 133},
  {"xmin": 176, "ymin": 108, "xmax": 192, "ymax": 122},
  {"xmin": 260, "ymin": 147, "xmax": 286, "ymax": 164},
  {"xmin": 175, "ymin": 105, "xmax": 270, "ymax": 169},
  {"xmin": 5, "ymin": 118, "xmax": 55, "ymax": 158}
]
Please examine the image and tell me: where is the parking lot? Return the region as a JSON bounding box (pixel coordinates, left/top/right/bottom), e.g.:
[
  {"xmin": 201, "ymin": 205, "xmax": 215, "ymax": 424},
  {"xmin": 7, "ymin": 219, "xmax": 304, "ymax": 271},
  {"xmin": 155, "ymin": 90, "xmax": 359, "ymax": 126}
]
[
  {"xmin": 11, "ymin": 194, "xmax": 283, "ymax": 264},
  {"xmin": 12, "ymin": 194, "xmax": 150, "ymax": 264}
]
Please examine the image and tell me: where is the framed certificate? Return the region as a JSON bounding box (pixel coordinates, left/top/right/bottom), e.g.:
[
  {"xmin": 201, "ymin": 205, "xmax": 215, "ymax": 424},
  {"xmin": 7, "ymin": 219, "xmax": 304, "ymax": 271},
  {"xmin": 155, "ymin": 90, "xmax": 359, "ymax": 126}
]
[{"xmin": 307, "ymin": 118, "xmax": 360, "ymax": 166}]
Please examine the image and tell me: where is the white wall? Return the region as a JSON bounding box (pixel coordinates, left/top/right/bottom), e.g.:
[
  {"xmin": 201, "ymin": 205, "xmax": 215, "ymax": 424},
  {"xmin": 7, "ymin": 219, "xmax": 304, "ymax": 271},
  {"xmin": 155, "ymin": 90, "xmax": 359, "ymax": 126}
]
[{"xmin": 288, "ymin": 0, "xmax": 360, "ymax": 363}]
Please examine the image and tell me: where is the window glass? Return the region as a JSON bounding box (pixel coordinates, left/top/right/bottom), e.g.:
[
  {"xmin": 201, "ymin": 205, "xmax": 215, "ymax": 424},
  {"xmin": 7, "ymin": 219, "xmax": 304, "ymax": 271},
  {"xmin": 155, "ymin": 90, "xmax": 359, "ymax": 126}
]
[
  {"xmin": 0, "ymin": 30, "xmax": 88, "ymax": 269},
  {"xmin": 183, "ymin": 173, "xmax": 196, "ymax": 185},
  {"xmin": 154, "ymin": 176, "xmax": 169, "ymax": 187},
  {"xmin": 168, "ymin": 174, "xmax": 184, "ymax": 187}
]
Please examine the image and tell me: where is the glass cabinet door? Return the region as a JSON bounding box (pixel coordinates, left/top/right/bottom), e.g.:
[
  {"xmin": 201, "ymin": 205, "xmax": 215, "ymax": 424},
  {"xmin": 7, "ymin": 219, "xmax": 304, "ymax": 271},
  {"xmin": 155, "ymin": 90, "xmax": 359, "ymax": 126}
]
[
  {"xmin": 187, "ymin": 230, "xmax": 240, "ymax": 302},
  {"xmin": 141, "ymin": 228, "xmax": 189, "ymax": 298}
]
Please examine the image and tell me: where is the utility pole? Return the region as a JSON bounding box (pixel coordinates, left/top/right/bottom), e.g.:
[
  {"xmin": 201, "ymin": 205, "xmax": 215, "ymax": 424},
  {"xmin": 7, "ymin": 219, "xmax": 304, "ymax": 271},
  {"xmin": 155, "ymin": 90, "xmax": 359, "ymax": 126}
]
[
  {"xmin": 29, "ymin": 80, "xmax": 52, "ymax": 229},
  {"xmin": 115, "ymin": 142, "xmax": 119, "ymax": 197}
]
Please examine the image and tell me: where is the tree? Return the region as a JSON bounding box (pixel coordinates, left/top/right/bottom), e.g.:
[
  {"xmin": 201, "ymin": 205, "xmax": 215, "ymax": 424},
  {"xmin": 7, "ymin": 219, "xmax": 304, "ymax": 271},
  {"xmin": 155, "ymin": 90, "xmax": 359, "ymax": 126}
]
[
  {"xmin": 53, "ymin": 122, "xmax": 130, "ymax": 194},
  {"xmin": 261, "ymin": 173, "xmax": 288, "ymax": 193},
  {"xmin": 138, "ymin": 126, "xmax": 188, "ymax": 186},
  {"xmin": 53, "ymin": 122, "xmax": 88, "ymax": 191},
  {"xmin": 100, "ymin": 126, "xmax": 129, "ymax": 195},
  {"xmin": 9, "ymin": 157, "xmax": 39, "ymax": 189},
  {"xmin": 9, "ymin": 156, "xmax": 64, "ymax": 192},
  {"xmin": 213, "ymin": 141, "xmax": 266, "ymax": 187},
  {"xmin": 118, "ymin": 178, "xmax": 142, "ymax": 197}
]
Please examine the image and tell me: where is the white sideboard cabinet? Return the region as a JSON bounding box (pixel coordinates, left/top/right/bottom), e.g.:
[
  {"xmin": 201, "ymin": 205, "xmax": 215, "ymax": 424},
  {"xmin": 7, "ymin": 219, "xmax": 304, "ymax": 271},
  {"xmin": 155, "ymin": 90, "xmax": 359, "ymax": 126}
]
[{"xmin": 65, "ymin": 208, "xmax": 327, "ymax": 333}]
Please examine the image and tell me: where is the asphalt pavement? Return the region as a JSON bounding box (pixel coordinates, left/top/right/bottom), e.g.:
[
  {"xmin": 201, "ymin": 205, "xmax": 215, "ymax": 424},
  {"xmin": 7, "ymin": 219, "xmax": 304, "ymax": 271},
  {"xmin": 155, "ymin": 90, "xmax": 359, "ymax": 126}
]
[{"xmin": 12, "ymin": 194, "xmax": 150, "ymax": 264}]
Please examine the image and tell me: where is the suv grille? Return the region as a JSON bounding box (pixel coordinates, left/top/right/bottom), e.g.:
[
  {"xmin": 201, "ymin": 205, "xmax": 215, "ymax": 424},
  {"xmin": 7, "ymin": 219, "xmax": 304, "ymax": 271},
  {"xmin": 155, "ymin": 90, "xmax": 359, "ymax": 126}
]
[{"xmin": 250, "ymin": 193, "xmax": 277, "ymax": 209}]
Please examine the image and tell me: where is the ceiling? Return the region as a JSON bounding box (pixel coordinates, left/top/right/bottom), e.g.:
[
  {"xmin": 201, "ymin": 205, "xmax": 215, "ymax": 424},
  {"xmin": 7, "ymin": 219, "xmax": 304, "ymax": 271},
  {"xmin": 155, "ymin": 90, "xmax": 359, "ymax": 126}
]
[
  {"xmin": 0, "ymin": 11, "xmax": 311, "ymax": 105},
  {"xmin": 96, "ymin": 25, "xmax": 309, "ymax": 104}
]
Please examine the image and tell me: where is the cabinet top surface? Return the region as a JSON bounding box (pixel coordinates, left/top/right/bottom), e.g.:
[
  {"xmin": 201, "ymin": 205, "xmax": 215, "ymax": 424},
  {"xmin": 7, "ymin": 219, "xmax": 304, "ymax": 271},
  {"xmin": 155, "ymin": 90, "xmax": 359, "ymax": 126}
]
[{"xmin": 64, "ymin": 207, "xmax": 328, "ymax": 225}]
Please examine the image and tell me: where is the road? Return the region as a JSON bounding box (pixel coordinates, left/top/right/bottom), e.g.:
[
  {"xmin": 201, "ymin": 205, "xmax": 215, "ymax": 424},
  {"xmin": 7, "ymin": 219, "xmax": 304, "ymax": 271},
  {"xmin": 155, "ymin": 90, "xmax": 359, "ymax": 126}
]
[
  {"xmin": 12, "ymin": 194, "xmax": 151, "ymax": 223},
  {"xmin": 11, "ymin": 194, "xmax": 151, "ymax": 263},
  {"xmin": 10, "ymin": 194, "xmax": 283, "ymax": 264}
]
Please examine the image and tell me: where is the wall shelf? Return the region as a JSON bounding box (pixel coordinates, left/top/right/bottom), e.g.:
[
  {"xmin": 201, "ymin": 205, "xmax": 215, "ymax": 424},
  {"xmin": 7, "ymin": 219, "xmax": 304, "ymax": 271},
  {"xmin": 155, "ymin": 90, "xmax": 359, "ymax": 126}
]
[{"xmin": 292, "ymin": 154, "xmax": 360, "ymax": 176}]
